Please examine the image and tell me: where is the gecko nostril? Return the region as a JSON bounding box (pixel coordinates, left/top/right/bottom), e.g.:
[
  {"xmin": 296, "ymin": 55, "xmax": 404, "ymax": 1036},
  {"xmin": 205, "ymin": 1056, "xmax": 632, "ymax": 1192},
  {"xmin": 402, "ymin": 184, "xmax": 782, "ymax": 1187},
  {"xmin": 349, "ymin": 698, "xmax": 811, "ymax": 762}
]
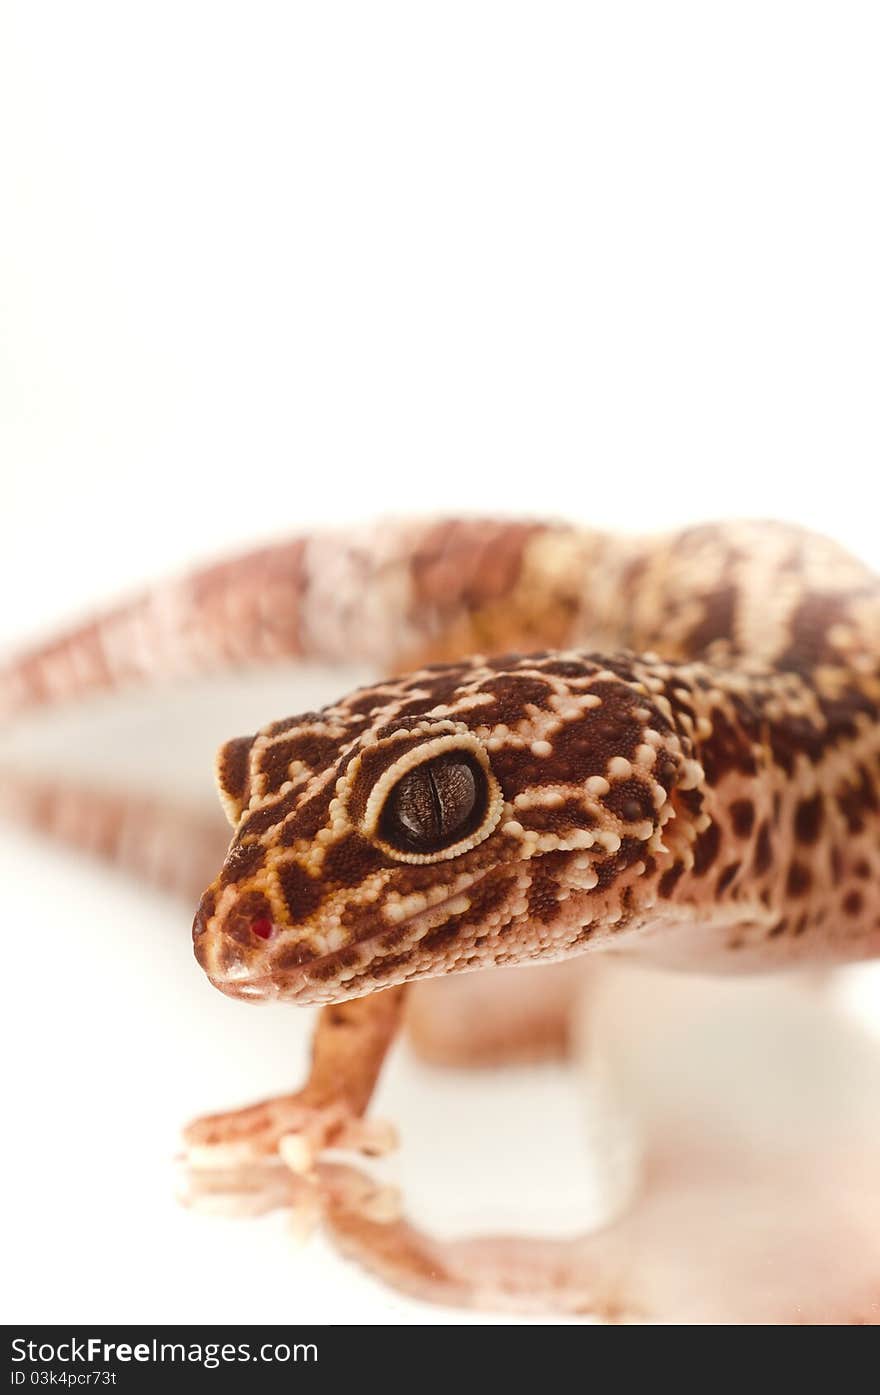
[{"xmin": 251, "ymin": 917, "xmax": 275, "ymax": 940}]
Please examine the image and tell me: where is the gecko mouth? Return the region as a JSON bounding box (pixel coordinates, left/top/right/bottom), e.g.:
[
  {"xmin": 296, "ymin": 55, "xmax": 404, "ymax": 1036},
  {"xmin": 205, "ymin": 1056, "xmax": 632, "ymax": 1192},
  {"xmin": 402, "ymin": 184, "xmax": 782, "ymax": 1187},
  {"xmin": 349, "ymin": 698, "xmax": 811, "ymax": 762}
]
[{"xmin": 209, "ymin": 869, "xmax": 495, "ymax": 1005}]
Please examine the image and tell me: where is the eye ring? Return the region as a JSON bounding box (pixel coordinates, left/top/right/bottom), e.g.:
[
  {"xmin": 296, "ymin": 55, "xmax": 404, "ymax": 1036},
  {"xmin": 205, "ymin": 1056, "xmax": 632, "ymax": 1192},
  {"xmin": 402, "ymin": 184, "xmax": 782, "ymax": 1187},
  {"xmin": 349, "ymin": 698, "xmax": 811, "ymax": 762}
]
[{"xmin": 359, "ymin": 733, "xmax": 504, "ymax": 864}]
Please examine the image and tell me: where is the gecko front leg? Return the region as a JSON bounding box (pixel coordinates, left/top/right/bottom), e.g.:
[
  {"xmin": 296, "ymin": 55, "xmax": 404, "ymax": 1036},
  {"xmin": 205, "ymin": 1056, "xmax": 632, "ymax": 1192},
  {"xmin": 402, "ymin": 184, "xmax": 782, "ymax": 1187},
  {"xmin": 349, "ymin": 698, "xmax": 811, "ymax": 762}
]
[{"xmin": 181, "ymin": 986, "xmax": 405, "ymax": 1226}]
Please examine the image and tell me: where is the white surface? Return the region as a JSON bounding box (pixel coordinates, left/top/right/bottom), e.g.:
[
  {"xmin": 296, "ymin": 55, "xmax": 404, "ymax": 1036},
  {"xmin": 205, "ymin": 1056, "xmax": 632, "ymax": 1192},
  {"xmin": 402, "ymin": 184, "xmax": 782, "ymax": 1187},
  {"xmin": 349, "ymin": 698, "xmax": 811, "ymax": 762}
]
[
  {"xmin": 2, "ymin": 2, "xmax": 880, "ymax": 1324},
  {"xmin": 2, "ymin": 2, "xmax": 880, "ymax": 646}
]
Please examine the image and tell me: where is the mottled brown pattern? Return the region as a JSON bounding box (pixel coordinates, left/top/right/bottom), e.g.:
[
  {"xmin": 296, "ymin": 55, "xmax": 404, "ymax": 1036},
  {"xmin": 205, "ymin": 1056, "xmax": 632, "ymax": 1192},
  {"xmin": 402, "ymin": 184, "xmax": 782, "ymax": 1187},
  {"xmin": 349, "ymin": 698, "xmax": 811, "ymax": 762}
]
[
  {"xmin": 2, "ymin": 517, "xmax": 879, "ymax": 1004},
  {"xmin": 185, "ymin": 517, "xmax": 879, "ymax": 998}
]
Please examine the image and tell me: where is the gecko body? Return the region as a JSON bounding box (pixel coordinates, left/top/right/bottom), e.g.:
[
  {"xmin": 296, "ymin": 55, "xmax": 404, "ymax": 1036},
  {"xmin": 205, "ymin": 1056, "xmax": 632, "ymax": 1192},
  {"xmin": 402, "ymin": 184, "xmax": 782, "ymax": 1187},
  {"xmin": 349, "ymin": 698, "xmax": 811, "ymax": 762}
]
[
  {"xmin": 4, "ymin": 517, "xmax": 880, "ymax": 1320},
  {"xmin": 190, "ymin": 520, "xmax": 880, "ymax": 1002}
]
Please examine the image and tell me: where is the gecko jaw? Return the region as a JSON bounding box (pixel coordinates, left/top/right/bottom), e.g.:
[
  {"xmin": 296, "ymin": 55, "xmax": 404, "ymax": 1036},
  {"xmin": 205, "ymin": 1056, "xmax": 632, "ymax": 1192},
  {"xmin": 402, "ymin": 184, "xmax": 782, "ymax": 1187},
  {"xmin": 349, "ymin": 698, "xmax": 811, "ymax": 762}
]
[{"xmin": 201, "ymin": 868, "xmax": 496, "ymax": 1006}]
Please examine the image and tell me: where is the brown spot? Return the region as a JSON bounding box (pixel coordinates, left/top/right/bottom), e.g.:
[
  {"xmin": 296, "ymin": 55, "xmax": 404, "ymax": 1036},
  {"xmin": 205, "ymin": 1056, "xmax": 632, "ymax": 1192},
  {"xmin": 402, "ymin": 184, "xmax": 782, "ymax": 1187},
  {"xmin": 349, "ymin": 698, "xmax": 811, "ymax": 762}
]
[
  {"xmin": 276, "ymin": 860, "xmax": 323, "ymax": 923},
  {"xmin": 217, "ymin": 735, "xmax": 254, "ymax": 813},
  {"xmin": 700, "ymin": 706, "xmax": 758, "ymax": 786},
  {"xmin": 379, "ymin": 922, "xmax": 413, "ymax": 953},
  {"xmin": 238, "ymin": 787, "xmax": 301, "ymax": 839},
  {"xmin": 308, "ymin": 955, "xmax": 355, "ymax": 982},
  {"xmin": 768, "ymin": 718, "xmax": 812, "ymax": 777},
  {"xmin": 538, "ymin": 658, "xmax": 596, "ymax": 679},
  {"xmin": 259, "ymin": 731, "xmax": 343, "ymax": 792},
  {"xmin": 786, "ymin": 862, "xmax": 812, "ymax": 897},
  {"xmin": 473, "ymin": 673, "xmax": 555, "ymax": 726},
  {"xmin": 527, "ymin": 857, "xmax": 565, "ymax": 924},
  {"xmin": 338, "ymin": 896, "xmax": 391, "ymax": 942},
  {"xmin": 658, "ymin": 862, "xmax": 685, "ymax": 897},
  {"xmin": 454, "ymin": 872, "xmax": 519, "ymax": 931},
  {"xmin": 409, "ymin": 519, "xmax": 546, "ymax": 612},
  {"xmin": 716, "ymin": 861, "xmax": 741, "ymax": 895},
  {"xmin": 843, "ymin": 891, "xmax": 863, "ymax": 917},
  {"xmin": 395, "ymin": 689, "xmax": 468, "ymax": 719},
  {"xmin": 417, "ymin": 918, "xmax": 463, "ymax": 952},
  {"xmin": 685, "ymin": 583, "xmax": 738, "ymax": 656},
  {"xmin": 219, "ymin": 839, "xmax": 266, "ymax": 885},
  {"xmin": 778, "ymin": 590, "xmax": 873, "ymax": 670},
  {"xmin": 753, "ymin": 821, "xmax": 773, "ymax": 876},
  {"xmin": 692, "ymin": 823, "xmax": 721, "ymax": 876},
  {"xmin": 491, "ymin": 680, "xmax": 661, "ymax": 792},
  {"xmin": 677, "ymin": 788, "xmax": 706, "ymax": 817},
  {"xmin": 591, "ymin": 836, "xmax": 645, "ymax": 892},
  {"xmin": 192, "ymin": 888, "xmax": 215, "ymax": 939},
  {"xmin": 515, "ymin": 798, "xmax": 598, "ymax": 836},
  {"xmin": 321, "ymin": 832, "xmax": 385, "ymax": 887},
  {"xmin": 794, "ymin": 793, "xmax": 824, "ymax": 846},
  {"xmin": 836, "ymin": 767, "xmax": 879, "ymax": 835},
  {"xmin": 279, "ymin": 784, "xmax": 335, "ymax": 844},
  {"xmin": 273, "ymin": 940, "xmax": 318, "ymax": 971},
  {"xmin": 730, "ymin": 799, "xmax": 756, "ymax": 838}
]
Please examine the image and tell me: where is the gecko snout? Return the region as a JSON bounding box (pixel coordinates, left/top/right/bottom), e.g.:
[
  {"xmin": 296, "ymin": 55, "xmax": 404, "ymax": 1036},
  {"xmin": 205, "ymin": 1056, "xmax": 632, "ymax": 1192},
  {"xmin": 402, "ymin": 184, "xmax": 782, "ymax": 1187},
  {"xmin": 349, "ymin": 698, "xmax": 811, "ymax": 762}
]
[{"xmin": 191, "ymin": 880, "xmax": 324, "ymax": 1001}]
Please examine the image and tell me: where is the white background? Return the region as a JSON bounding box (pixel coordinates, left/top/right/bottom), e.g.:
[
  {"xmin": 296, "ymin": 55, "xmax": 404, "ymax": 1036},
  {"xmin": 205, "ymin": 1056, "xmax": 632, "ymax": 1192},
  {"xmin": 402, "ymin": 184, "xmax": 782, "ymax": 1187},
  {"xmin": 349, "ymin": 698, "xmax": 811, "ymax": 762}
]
[{"xmin": 1, "ymin": 1, "xmax": 879, "ymax": 1325}]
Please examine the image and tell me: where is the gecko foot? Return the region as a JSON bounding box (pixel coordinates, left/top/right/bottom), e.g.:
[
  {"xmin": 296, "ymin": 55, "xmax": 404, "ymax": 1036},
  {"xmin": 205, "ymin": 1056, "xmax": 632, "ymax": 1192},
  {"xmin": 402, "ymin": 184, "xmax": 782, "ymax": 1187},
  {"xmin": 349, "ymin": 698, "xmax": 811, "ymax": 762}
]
[
  {"xmin": 183, "ymin": 1091, "xmax": 397, "ymax": 1170},
  {"xmin": 179, "ymin": 1093, "xmax": 399, "ymax": 1232}
]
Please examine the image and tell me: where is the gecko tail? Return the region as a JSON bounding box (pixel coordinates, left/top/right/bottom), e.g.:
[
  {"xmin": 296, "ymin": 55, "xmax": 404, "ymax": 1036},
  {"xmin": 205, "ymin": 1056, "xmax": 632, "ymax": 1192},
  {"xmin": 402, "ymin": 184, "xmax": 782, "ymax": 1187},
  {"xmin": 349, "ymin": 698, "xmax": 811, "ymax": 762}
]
[
  {"xmin": 0, "ymin": 520, "xmax": 587, "ymax": 720},
  {"xmin": 0, "ymin": 766, "xmax": 230, "ymax": 904}
]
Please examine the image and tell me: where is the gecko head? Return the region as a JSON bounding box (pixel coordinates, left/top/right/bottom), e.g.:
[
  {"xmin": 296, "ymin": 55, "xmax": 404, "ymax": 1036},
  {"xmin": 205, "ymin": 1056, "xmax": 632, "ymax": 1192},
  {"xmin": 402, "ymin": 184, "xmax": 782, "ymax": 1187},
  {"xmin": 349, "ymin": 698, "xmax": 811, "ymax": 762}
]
[{"xmin": 192, "ymin": 654, "xmax": 700, "ymax": 1004}]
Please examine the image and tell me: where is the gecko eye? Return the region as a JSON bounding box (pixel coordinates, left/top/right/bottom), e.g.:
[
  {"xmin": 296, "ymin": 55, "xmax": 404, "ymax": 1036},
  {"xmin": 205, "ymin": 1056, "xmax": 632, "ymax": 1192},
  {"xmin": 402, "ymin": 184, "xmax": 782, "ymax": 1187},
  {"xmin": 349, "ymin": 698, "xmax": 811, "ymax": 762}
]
[
  {"xmin": 358, "ymin": 731, "xmax": 504, "ymax": 864},
  {"xmin": 379, "ymin": 753, "xmax": 488, "ymax": 855}
]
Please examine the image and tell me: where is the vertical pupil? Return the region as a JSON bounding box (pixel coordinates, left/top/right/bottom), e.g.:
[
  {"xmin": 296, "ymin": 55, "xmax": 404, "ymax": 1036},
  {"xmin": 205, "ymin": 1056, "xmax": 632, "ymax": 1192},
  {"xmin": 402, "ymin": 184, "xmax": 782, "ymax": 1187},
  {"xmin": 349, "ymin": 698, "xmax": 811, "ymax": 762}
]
[{"xmin": 388, "ymin": 758, "xmax": 479, "ymax": 847}]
